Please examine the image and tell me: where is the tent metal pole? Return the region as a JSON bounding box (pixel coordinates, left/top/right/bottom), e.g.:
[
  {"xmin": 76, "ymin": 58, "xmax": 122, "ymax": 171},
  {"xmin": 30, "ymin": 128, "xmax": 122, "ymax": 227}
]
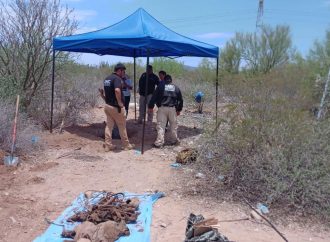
[
  {"xmin": 50, "ymin": 48, "xmax": 55, "ymax": 133},
  {"xmin": 216, "ymin": 57, "xmax": 219, "ymax": 129},
  {"xmin": 141, "ymin": 50, "xmax": 150, "ymax": 154},
  {"xmin": 133, "ymin": 54, "xmax": 137, "ymax": 120}
]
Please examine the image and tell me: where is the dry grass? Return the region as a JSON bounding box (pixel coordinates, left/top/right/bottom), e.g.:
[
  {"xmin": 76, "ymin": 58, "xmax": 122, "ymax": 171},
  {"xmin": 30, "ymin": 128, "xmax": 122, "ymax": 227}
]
[
  {"xmin": 192, "ymin": 69, "xmax": 330, "ymax": 223},
  {"xmin": 0, "ymin": 98, "xmax": 42, "ymax": 154}
]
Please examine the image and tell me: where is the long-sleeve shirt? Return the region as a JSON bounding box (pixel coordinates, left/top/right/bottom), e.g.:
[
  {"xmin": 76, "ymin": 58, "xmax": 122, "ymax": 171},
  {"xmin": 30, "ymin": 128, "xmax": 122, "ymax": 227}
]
[
  {"xmin": 138, "ymin": 72, "xmax": 159, "ymax": 96},
  {"xmin": 148, "ymin": 82, "xmax": 183, "ymax": 112}
]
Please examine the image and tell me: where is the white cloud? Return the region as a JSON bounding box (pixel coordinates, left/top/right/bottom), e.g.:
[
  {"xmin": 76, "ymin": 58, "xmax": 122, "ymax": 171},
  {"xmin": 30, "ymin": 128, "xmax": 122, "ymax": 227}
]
[
  {"xmin": 195, "ymin": 32, "xmax": 234, "ymax": 40},
  {"xmin": 73, "ymin": 10, "xmax": 97, "ymax": 21}
]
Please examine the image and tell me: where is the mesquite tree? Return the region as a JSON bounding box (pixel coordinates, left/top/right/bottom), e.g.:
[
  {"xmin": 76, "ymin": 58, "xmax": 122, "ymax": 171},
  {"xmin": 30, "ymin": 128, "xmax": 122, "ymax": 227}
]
[
  {"xmin": 0, "ymin": 0, "xmax": 77, "ymax": 107},
  {"xmin": 220, "ymin": 25, "xmax": 293, "ymax": 74}
]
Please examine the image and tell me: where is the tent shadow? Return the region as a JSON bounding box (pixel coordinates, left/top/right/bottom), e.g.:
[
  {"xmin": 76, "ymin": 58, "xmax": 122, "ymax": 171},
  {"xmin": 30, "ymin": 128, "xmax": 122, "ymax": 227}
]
[
  {"xmin": 130, "ymin": 121, "xmax": 203, "ymax": 153},
  {"xmin": 64, "ymin": 123, "xmax": 105, "ymax": 141},
  {"xmin": 177, "ymin": 124, "xmax": 203, "ymax": 140},
  {"xmin": 64, "ymin": 120, "xmax": 139, "ymax": 141},
  {"xmin": 63, "ymin": 119, "xmax": 202, "ymax": 153}
]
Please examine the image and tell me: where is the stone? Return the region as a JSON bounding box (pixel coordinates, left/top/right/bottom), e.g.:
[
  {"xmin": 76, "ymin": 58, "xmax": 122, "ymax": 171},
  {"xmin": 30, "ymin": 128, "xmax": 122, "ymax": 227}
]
[{"xmin": 250, "ymin": 210, "xmax": 262, "ymax": 220}]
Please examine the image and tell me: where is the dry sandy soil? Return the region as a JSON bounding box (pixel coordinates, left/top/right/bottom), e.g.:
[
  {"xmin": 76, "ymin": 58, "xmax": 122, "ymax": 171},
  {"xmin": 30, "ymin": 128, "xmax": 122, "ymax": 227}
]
[{"xmin": 0, "ymin": 106, "xmax": 329, "ymax": 242}]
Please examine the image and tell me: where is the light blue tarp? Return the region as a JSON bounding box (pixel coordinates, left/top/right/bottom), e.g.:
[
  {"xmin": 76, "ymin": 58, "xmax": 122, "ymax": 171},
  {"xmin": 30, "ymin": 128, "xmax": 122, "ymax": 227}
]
[
  {"xmin": 53, "ymin": 8, "xmax": 219, "ymax": 58},
  {"xmin": 34, "ymin": 192, "xmax": 164, "ymax": 242}
]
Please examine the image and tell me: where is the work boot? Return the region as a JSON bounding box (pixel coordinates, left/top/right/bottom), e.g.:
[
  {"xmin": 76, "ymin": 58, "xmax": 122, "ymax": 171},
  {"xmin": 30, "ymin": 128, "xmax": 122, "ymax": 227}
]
[
  {"xmin": 153, "ymin": 143, "xmax": 163, "ymax": 148},
  {"xmin": 103, "ymin": 144, "xmax": 116, "ymax": 152},
  {"xmin": 123, "ymin": 143, "xmax": 135, "ymax": 151},
  {"xmin": 169, "ymin": 140, "xmax": 180, "ymax": 146}
]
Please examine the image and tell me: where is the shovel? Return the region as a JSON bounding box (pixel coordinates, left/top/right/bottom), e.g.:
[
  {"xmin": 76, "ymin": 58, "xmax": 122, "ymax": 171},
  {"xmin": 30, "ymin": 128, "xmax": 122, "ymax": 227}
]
[{"xmin": 4, "ymin": 95, "xmax": 20, "ymax": 166}]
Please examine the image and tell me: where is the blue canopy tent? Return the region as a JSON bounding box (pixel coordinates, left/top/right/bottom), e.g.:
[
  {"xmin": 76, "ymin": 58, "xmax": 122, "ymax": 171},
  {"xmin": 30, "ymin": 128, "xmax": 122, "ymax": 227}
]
[{"xmin": 51, "ymin": 8, "xmax": 219, "ymax": 153}]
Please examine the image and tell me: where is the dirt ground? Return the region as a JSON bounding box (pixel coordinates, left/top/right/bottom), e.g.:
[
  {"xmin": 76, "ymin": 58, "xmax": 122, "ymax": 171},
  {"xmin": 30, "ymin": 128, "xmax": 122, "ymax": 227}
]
[{"xmin": 0, "ymin": 106, "xmax": 329, "ymax": 242}]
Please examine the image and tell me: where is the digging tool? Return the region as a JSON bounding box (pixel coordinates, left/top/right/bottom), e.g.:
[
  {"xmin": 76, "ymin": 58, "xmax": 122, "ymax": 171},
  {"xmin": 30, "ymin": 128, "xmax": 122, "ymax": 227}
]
[{"xmin": 4, "ymin": 95, "xmax": 20, "ymax": 166}]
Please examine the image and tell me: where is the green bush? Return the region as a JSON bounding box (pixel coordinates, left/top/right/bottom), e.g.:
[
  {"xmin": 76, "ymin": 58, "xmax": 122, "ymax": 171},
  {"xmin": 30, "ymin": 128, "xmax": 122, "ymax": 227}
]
[
  {"xmin": 196, "ymin": 69, "xmax": 330, "ymax": 221},
  {"xmin": 152, "ymin": 57, "xmax": 185, "ymax": 77},
  {"xmin": 0, "ymin": 98, "xmax": 41, "ymax": 153}
]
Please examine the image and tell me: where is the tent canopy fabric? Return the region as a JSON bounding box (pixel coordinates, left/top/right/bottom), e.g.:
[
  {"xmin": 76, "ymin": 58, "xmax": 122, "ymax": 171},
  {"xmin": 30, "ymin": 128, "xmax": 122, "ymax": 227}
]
[{"xmin": 53, "ymin": 8, "xmax": 219, "ymax": 58}]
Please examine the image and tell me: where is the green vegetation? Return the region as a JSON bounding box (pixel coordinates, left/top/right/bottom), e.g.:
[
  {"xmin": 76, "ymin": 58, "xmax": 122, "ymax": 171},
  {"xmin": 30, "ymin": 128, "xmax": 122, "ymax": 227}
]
[
  {"xmin": 197, "ymin": 27, "xmax": 330, "ymax": 222},
  {"xmin": 220, "ymin": 25, "xmax": 293, "ymax": 74},
  {"xmin": 152, "ymin": 57, "xmax": 185, "ymax": 77},
  {"xmin": 0, "ymin": 0, "xmax": 77, "ymax": 108},
  {"xmin": 0, "ymin": 0, "xmax": 329, "ymax": 223}
]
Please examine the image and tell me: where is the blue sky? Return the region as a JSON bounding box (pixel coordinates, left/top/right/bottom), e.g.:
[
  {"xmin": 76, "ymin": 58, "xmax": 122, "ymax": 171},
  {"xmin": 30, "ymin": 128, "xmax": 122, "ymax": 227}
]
[{"xmin": 62, "ymin": 0, "xmax": 330, "ymax": 67}]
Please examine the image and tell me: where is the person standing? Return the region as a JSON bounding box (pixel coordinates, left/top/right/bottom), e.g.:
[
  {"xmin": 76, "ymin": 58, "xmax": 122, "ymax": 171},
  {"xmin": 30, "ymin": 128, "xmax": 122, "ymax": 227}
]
[
  {"xmin": 148, "ymin": 74, "xmax": 183, "ymax": 148},
  {"xmin": 99, "ymin": 63, "xmax": 134, "ymax": 151},
  {"xmin": 138, "ymin": 65, "xmax": 159, "ymax": 123},
  {"xmin": 122, "ymin": 74, "xmax": 133, "ymax": 118},
  {"xmin": 159, "ymin": 70, "xmax": 169, "ymax": 130},
  {"xmin": 158, "ymin": 70, "xmax": 166, "ymax": 85}
]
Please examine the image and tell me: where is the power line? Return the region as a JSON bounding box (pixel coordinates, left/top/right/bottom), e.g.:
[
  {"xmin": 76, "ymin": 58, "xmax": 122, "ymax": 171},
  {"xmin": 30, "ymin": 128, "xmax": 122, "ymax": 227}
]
[{"xmin": 159, "ymin": 10, "xmax": 256, "ymax": 24}]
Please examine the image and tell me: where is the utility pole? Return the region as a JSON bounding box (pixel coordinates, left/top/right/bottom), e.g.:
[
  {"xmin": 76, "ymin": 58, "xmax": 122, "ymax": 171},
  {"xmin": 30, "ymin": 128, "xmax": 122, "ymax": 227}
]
[{"xmin": 256, "ymin": 0, "xmax": 264, "ymax": 29}]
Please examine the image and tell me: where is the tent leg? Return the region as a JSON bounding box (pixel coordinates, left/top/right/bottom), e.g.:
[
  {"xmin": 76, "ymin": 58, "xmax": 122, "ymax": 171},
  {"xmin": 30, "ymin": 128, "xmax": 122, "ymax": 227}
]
[
  {"xmin": 134, "ymin": 55, "xmax": 137, "ymax": 121},
  {"xmin": 141, "ymin": 52, "xmax": 150, "ymax": 154},
  {"xmin": 50, "ymin": 49, "xmax": 55, "ymax": 133},
  {"xmin": 216, "ymin": 57, "xmax": 219, "ymax": 129}
]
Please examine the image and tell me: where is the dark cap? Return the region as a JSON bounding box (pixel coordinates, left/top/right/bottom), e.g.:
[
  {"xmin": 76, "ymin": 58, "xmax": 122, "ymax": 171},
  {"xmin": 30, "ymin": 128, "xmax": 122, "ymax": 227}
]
[
  {"xmin": 114, "ymin": 63, "xmax": 126, "ymax": 71},
  {"xmin": 164, "ymin": 74, "xmax": 172, "ymax": 83}
]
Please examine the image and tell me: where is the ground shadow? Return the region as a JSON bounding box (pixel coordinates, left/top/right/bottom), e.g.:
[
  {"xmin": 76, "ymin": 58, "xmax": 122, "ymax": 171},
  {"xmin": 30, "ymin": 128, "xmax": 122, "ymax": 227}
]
[
  {"xmin": 64, "ymin": 120, "xmax": 140, "ymax": 142},
  {"xmin": 64, "ymin": 123, "xmax": 105, "ymax": 141},
  {"xmin": 64, "ymin": 119, "xmax": 203, "ymax": 153},
  {"xmin": 128, "ymin": 120, "xmax": 203, "ymax": 153},
  {"xmin": 177, "ymin": 124, "xmax": 203, "ymax": 140}
]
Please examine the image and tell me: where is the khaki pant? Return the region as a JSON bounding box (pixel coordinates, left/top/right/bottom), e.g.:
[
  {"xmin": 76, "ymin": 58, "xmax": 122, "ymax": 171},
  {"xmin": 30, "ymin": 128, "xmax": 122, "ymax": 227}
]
[
  {"xmin": 138, "ymin": 94, "xmax": 153, "ymax": 122},
  {"xmin": 155, "ymin": 106, "xmax": 179, "ymax": 146},
  {"xmin": 104, "ymin": 104, "xmax": 129, "ymax": 148}
]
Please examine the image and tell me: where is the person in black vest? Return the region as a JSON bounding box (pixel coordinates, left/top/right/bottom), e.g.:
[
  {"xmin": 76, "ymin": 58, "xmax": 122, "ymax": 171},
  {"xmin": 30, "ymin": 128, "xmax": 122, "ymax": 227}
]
[
  {"xmin": 138, "ymin": 65, "xmax": 159, "ymax": 123},
  {"xmin": 148, "ymin": 74, "xmax": 183, "ymax": 148},
  {"xmin": 99, "ymin": 63, "xmax": 134, "ymax": 151}
]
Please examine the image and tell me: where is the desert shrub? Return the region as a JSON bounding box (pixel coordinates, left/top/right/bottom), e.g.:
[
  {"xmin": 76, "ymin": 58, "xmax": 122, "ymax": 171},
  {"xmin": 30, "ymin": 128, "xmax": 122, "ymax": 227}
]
[
  {"xmin": 220, "ymin": 25, "xmax": 293, "ymax": 74},
  {"xmin": 0, "ymin": 98, "xmax": 41, "ymax": 153},
  {"xmin": 173, "ymin": 61, "xmax": 218, "ymax": 105},
  {"xmin": 176, "ymin": 77, "xmax": 215, "ymax": 104},
  {"xmin": 152, "ymin": 57, "xmax": 185, "ymax": 77},
  {"xmin": 0, "ymin": 0, "xmax": 77, "ymax": 108},
  {"xmin": 0, "ymin": 76, "xmax": 19, "ymax": 99},
  {"xmin": 196, "ymin": 68, "xmax": 330, "ymax": 221},
  {"xmin": 0, "ymin": 99, "xmax": 13, "ymax": 147},
  {"xmin": 194, "ymin": 58, "xmax": 217, "ymax": 83},
  {"xmin": 27, "ymin": 62, "xmax": 105, "ymax": 130}
]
